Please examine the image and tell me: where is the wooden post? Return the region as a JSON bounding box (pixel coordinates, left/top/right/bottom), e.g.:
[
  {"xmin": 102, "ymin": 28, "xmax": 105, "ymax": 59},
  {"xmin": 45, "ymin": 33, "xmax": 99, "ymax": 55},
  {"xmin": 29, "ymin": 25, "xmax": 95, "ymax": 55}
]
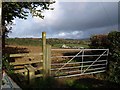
[
  {"xmin": 42, "ymin": 32, "xmax": 46, "ymax": 77},
  {"xmin": 24, "ymin": 66, "xmax": 28, "ymax": 81},
  {"xmin": 46, "ymin": 45, "xmax": 51, "ymax": 76},
  {"xmin": 42, "ymin": 32, "xmax": 51, "ymax": 77},
  {"xmin": 24, "ymin": 65, "xmax": 35, "ymax": 84}
]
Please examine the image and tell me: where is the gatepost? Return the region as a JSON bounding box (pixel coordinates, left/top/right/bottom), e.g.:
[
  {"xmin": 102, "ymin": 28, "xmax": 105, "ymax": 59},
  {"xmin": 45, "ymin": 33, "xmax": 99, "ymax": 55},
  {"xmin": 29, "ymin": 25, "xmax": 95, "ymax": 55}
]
[{"xmin": 42, "ymin": 32, "xmax": 51, "ymax": 77}]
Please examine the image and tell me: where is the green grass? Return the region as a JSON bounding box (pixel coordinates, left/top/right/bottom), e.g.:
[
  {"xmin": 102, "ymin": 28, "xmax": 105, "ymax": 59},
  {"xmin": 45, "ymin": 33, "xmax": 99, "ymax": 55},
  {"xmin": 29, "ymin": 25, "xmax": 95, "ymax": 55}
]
[
  {"xmin": 6, "ymin": 38, "xmax": 42, "ymax": 46},
  {"xmin": 18, "ymin": 76, "xmax": 120, "ymax": 89},
  {"xmin": 53, "ymin": 44, "xmax": 89, "ymax": 48},
  {"xmin": 6, "ymin": 38, "xmax": 90, "ymax": 48},
  {"xmin": 19, "ymin": 76, "xmax": 90, "ymax": 89}
]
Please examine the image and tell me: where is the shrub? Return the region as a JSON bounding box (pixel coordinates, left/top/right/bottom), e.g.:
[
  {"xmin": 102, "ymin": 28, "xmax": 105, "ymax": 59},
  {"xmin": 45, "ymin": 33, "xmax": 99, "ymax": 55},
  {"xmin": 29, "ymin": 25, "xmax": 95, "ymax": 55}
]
[
  {"xmin": 89, "ymin": 31, "xmax": 120, "ymax": 85},
  {"xmin": 89, "ymin": 34, "xmax": 109, "ymax": 49},
  {"xmin": 2, "ymin": 55, "xmax": 14, "ymax": 74}
]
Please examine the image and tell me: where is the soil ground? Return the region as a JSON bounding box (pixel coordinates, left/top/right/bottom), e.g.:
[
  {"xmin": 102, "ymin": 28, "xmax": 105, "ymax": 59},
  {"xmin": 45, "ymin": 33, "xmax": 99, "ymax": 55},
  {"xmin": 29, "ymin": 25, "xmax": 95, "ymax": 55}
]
[
  {"xmin": 5, "ymin": 45, "xmax": 77, "ymax": 64},
  {"xmin": 4, "ymin": 45, "xmax": 120, "ymax": 88}
]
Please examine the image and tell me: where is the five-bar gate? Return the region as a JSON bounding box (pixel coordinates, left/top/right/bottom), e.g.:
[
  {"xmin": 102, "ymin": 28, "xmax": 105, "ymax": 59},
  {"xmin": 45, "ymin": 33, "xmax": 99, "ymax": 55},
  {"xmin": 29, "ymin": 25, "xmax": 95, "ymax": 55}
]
[{"xmin": 50, "ymin": 49, "xmax": 109, "ymax": 78}]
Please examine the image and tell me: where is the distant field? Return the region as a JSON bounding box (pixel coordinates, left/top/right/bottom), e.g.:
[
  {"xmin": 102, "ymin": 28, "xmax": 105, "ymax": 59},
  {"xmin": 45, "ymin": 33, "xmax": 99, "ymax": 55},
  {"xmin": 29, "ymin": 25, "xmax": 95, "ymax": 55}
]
[
  {"xmin": 6, "ymin": 38, "xmax": 90, "ymax": 48},
  {"xmin": 6, "ymin": 38, "xmax": 42, "ymax": 46}
]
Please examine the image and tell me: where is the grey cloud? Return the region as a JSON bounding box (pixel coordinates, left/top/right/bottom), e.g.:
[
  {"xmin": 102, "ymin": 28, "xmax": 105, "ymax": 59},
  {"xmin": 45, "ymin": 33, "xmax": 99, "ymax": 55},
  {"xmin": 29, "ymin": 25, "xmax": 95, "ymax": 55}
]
[
  {"xmin": 9, "ymin": 2, "xmax": 118, "ymax": 39},
  {"xmin": 50, "ymin": 2, "xmax": 118, "ymax": 31}
]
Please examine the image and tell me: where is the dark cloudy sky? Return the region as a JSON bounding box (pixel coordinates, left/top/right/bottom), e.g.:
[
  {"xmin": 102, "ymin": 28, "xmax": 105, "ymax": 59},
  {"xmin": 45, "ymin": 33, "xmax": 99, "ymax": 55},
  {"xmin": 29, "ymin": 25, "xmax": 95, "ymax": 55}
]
[{"xmin": 8, "ymin": 0, "xmax": 119, "ymax": 39}]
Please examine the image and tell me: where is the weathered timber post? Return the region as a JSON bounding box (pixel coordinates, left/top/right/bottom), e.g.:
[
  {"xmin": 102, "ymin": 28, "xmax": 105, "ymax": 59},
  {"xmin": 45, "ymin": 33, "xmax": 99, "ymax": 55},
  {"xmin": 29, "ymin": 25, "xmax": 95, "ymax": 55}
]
[
  {"xmin": 24, "ymin": 65, "xmax": 35, "ymax": 84},
  {"xmin": 46, "ymin": 45, "xmax": 51, "ymax": 76},
  {"xmin": 24, "ymin": 71, "xmax": 28, "ymax": 79},
  {"xmin": 42, "ymin": 32, "xmax": 47, "ymax": 77}
]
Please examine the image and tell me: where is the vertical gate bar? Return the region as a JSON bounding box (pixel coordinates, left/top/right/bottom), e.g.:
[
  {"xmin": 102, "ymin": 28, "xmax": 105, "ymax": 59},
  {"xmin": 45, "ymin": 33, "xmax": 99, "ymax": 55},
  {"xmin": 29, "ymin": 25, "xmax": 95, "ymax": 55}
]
[
  {"xmin": 106, "ymin": 49, "xmax": 109, "ymax": 70},
  {"xmin": 106, "ymin": 49, "xmax": 109, "ymax": 65},
  {"xmin": 83, "ymin": 50, "xmax": 107, "ymax": 73},
  {"xmin": 42, "ymin": 32, "xmax": 46, "ymax": 78},
  {"xmin": 55, "ymin": 50, "xmax": 82, "ymax": 74},
  {"xmin": 81, "ymin": 49, "xmax": 84, "ymax": 73}
]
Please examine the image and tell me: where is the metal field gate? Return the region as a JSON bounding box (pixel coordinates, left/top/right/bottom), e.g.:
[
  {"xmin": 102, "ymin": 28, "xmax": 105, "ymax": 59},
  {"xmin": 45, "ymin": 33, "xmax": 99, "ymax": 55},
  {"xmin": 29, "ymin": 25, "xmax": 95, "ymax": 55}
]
[{"xmin": 50, "ymin": 49, "xmax": 109, "ymax": 78}]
